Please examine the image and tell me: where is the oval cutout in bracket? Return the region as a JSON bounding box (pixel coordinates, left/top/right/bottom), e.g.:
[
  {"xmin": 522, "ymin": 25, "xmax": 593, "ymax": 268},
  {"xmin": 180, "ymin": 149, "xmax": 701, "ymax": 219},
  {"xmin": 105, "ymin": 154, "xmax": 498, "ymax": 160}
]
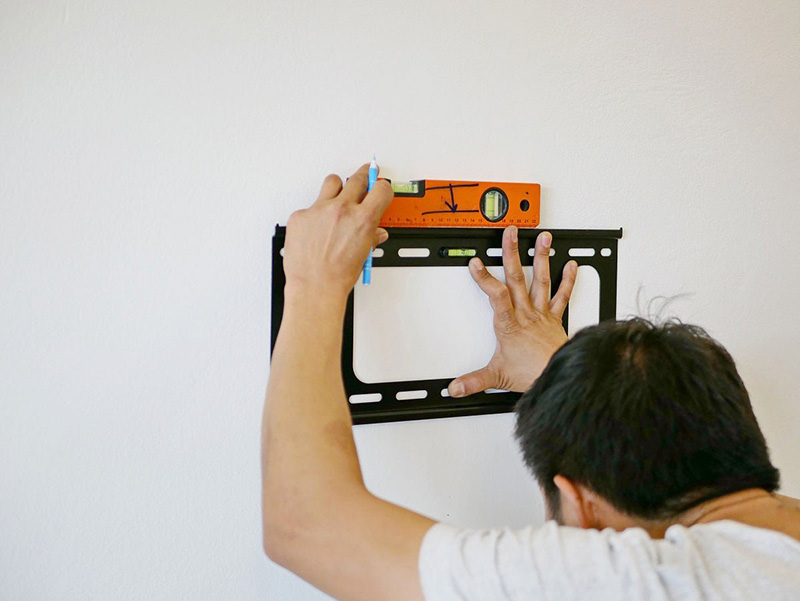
[
  {"xmin": 398, "ymin": 248, "xmax": 431, "ymax": 258},
  {"xmin": 396, "ymin": 390, "xmax": 428, "ymax": 401},
  {"xmin": 568, "ymin": 248, "xmax": 596, "ymax": 257},
  {"xmin": 349, "ymin": 393, "xmax": 382, "ymax": 404}
]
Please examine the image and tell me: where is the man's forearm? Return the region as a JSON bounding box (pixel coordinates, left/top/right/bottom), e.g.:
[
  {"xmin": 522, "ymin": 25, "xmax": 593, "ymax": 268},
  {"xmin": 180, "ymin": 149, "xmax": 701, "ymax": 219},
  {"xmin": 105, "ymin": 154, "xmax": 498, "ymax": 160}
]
[
  {"xmin": 261, "ymin": 286, "xmax": 365, "ymax": 553},
  {"xmin": 259, "ymin": 169, "xmax": 435, "ymax": 600}
]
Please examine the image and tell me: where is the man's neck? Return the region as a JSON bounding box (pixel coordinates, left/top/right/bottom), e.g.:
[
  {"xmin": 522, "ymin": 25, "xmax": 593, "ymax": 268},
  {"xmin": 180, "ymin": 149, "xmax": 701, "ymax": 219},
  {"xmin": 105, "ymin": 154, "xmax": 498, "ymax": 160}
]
[
  {"xmin": 639, "ymin": 489, "xmax": 800, "ymax": 541},
  {"xmin": 677, "ymin": 489, "xmax": 773, "ymax": 527}
]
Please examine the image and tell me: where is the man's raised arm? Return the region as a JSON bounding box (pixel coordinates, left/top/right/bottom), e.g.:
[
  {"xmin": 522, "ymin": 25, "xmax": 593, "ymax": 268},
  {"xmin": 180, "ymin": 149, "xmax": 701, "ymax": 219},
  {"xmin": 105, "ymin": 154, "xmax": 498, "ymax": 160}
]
[{"xmin": 261, "ymin": 165, "xmax": 434, "ymax": 601}]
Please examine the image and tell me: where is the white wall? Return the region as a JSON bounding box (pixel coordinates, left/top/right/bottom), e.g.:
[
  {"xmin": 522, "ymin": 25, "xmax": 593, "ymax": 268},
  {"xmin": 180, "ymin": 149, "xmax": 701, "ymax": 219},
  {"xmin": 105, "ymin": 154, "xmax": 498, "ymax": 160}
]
[{"xmin": 2, "ymin": 1, "xmax": 799, "ymax": 599}]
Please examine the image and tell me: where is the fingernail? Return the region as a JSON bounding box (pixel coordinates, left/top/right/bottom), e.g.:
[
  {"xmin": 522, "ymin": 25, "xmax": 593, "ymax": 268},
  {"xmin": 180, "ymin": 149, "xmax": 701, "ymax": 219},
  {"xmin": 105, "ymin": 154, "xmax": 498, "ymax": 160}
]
[
  {"xmin": 450, "ymin": 382, "xmax": 465, "ymax": 397},
  {"xmin": 470, "ymin": 258, "xmax": 484, "ymax": 271},
  {"xmin": 541, "ymin": 232, "xmax": 552, "ymax": 247},
  {"xmin": 510, "ymin": 226, "xmax": 518, "ymax": 243},
  {"xmin": 378, "ymin": 231, "xmax": 389, "ymax": 243}
]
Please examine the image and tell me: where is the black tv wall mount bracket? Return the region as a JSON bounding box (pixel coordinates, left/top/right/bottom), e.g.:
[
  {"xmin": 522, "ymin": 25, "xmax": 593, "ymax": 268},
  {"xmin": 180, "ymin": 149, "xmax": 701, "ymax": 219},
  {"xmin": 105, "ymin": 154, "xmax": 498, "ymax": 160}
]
[{"xmin": 271, "ymin": 226, "xmax": 622, "ymax": 425}]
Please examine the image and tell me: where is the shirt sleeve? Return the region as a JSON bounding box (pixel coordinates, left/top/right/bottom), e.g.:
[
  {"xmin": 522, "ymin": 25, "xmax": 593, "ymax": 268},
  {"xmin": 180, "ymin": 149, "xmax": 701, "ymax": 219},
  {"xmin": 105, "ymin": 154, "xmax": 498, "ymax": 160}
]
[{"xmin": 418, "ymin": 521, "xmax": 665, "ymax": 601}]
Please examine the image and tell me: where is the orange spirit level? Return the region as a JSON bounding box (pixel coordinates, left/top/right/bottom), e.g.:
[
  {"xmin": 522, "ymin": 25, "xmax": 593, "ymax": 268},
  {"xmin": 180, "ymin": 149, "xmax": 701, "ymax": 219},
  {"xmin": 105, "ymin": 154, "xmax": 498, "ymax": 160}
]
[{"xmin": 379, "ymin": 180, "xmax": 540, "ymax": 228}]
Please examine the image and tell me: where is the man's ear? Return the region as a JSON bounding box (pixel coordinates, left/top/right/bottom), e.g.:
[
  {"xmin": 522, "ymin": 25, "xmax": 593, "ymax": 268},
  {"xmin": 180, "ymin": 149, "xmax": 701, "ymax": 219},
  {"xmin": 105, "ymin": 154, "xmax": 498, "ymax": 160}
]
[{"xmin": 553, "ymin": 475, "xmax": 600, "ymax": 529}]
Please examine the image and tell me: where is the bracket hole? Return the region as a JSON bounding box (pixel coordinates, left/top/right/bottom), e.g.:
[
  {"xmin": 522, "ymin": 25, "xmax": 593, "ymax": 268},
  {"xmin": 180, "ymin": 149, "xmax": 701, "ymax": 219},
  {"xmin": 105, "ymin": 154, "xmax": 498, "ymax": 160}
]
[
  {"xmin": 440, "ymin": 388, "xmax": 450, "ymax": 397},
  {"xmin": 568, "ymin": 248, "xmax": 596, "ymax": 257},
  {"xmin": 486, "ymin": 248, "xmax": 503, "ymax": 257},
  {"xmin": 485, "ymin": 388, "xmax": 508, "ymax": 394},
  {"xmin": 396, "ymin": 390, "xmax": 428, "ymax": 401},
  {"xmin": 279, "ymin": 248, "xmax": 285, "ymax": 257},
  {"xmin": 601, "ymin": 248, "xmax": 612, "ymax": 257},
  {"xmin": 398, "ymin": 248, "xmax": 431, "ymax": 258},
  {"xmin": 372, "ymin": 248, "xmax": 385, "ymax": 258},
  {"xmin": 528, "ymin": 248, "xmax": 556, "ymax": 257},
  {"xmin": 349, "ymin": 393, "xmax": 382, "ymax": 404}
]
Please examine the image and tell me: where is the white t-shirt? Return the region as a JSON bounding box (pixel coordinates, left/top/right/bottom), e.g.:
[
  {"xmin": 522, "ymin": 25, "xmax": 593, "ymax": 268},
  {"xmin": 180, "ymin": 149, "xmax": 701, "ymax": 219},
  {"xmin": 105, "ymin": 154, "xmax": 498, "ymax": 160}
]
[{"xmin": 419, "ymin": 520, "xmax": 800, "ymax": 600}]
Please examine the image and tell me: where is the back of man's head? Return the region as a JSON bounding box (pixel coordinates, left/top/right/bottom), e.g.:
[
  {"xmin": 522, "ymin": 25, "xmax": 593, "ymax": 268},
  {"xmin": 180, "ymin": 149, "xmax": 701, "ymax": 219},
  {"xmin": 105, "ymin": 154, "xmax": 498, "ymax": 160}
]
[{"xmin": 515, "ymin": 318, "xmax": 780, "ymax": 522}]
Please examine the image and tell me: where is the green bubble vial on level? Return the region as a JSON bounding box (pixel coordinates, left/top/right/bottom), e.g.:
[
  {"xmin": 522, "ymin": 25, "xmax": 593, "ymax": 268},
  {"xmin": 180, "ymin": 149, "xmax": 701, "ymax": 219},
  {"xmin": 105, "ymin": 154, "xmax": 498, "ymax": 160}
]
[
  {"xmin": 391, "ymin": 181, "xmax": 421, "ymax": 194},
  {"xmin": 480, "ymin": 188, "xmax": 509, "ymax": 222}
]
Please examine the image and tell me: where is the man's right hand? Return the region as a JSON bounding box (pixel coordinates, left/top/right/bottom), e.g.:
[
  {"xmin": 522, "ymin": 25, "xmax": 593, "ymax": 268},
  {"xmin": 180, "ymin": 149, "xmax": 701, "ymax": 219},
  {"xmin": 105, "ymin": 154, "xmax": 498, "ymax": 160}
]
[{"xmin": 447, "ymin": 227, "xmax": 578, "ymax": 397}]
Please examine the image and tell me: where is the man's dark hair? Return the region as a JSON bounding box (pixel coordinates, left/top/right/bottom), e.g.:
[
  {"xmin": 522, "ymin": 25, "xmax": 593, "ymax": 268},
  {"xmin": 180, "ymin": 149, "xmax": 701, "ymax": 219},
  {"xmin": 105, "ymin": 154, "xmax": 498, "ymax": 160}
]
[{"xmin": 515, "ymin": 318, "xmax": 780, "ymax": 521}]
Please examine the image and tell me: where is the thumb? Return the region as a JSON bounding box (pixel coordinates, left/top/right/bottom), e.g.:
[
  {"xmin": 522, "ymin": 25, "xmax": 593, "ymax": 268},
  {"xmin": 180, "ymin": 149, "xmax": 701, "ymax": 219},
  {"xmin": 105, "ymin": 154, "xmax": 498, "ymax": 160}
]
[{"xmin": 448, "ymin": 366, "xmax": 497, "ymax": 398}]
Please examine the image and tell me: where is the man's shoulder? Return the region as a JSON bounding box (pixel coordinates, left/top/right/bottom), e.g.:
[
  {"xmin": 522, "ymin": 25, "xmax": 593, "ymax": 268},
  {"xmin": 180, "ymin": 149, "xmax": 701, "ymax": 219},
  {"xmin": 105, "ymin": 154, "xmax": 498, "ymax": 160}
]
[
  {"xmin": 671, "ymin": 519, "xmax": 800, "ymax": 558},
  {"xmin": 419, "ymin": 520, "xmax": 800, "ymax": 601}
]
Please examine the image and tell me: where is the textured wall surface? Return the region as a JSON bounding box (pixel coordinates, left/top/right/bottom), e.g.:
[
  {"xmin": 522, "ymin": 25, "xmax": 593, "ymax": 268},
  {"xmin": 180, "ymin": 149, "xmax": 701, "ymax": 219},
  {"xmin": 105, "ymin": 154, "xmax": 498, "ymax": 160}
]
[{"xmin": 2, "ymin": 1, "xmax": 799, "ymax": 599}]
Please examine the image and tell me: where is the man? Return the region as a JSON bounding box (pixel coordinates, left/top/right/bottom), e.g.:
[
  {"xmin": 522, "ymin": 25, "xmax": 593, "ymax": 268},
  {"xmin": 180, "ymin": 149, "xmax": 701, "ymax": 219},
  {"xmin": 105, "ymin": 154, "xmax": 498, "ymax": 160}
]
[{"xmin": 262, "ymin": 164, "xmax": 800, "ymax": 600}]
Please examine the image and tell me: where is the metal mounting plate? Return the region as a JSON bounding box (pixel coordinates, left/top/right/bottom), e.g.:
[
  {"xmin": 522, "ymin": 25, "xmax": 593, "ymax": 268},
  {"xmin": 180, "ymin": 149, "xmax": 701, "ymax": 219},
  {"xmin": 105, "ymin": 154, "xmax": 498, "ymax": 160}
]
[{"xmin": 271, "ymin": 227, "xmax": 622, "ymax": 424}]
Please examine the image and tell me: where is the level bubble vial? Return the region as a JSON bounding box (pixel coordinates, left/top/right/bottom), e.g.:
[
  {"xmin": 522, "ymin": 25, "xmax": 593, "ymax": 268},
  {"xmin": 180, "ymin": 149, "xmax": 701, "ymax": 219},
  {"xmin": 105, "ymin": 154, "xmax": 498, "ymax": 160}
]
[
  {"xmin": 480, "ymin": 188, "xmax": 509, "ymax": 222},
  {"xmin": 391, "ymin": 181, "xmax": 421, "ymax": 195},
  {"xmin": 439, "ymin": 248, "xmax": 478, "ymax": 257}
]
